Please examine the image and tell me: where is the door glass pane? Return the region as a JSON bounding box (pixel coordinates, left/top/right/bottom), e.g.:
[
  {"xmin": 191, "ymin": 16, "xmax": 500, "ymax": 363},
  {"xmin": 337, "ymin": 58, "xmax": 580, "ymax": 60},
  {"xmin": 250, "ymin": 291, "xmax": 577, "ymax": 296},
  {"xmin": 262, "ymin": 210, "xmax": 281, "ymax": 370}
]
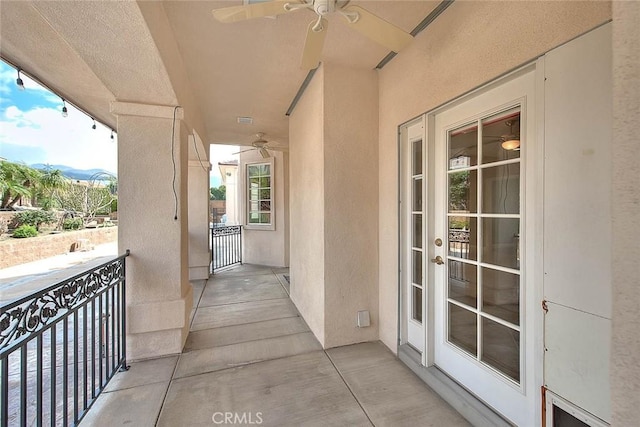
[
  {"xmin": 449, "ymin": 263, "xmax": 477, "ymax": 308},
  {"xmin": 448, "ymin": 303, "xmax": 477, "ymax": 356},
  {"xmin": 412, "ymin": 250, "xmax": 422, "ymax": 284},
  {"xmin": 481, "ymin": 317, "xmax": 520, "ymax": 382},
  {"xmin": 482, "ymin": 267, "xmax": 519, "ymax": 325},
  {"xmin": 412, "ymin": 286, "xmax": 423, "ymax": 323},
  {"xmin": 412, "ymin": 214, "xmax": 422, "ymax": 248},
  {"xmin": 448, "ymin": 170, "xmax": 477, "ymax": 213},
  {"xmin": 449, "ymin": 123, "xmax": 478, "ymax": 168},
  {"xmin": 482, "ymin": 164, "xmax": 520, "ymax": 214},
  {"xmin": 412, "ymin": 139, "xmax": 423, "ymax": 175},
  {"xmin": 448, "ymin": 217, "xmax": 477, "ymax": 260},
  {"xmin": 482, "ymin": 218, "xmax": 520, "ymax": 269},
  {"xmin": 482, "ymin": 110, "xmax": 521, "ymax": 164},
  {"xmin": 413, "ymin": 178, "xmax": 422, "ymax": 211}
]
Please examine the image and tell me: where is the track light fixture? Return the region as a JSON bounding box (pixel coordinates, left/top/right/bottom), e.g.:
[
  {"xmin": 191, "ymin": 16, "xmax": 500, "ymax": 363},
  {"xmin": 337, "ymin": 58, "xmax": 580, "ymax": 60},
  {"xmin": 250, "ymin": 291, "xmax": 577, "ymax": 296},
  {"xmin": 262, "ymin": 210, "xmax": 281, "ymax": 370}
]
[
  {"xmin": 61, "ymin": 99, "xmax": 68, "ymax": 117},
  {"xmin": 16, "ymin": 69, "xmax": 25, "ymax": 91},
  {"xmin": 92, "ymin": 118, "xmax": 97, "ymax": 130}
]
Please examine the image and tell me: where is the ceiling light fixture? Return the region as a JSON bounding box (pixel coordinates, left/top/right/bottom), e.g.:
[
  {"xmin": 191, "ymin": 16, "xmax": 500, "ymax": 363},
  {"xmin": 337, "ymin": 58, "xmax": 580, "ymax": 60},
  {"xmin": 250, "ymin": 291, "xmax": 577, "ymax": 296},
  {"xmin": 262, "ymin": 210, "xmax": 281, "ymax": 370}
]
[
  {"xmin": 61, "ymin": 99, "xmax": 68, "ymax": 117},
  {"xmin": 91, "ymin": 118, "xmax": 97, "ymax": 130},
  {"xmin": 501, "ymin": 137, "xmax": 520, "ymax": 151},
  {"xmin": 16, "ymin": 69, "xmax": 25, "ymax": 91},
  {"xmin": 501, "ymin": 120, "xmax": 520, "ymax": 151},
  {"xmin": 110, "ymin": 130, "xmax": 115, "ymax": 140}
]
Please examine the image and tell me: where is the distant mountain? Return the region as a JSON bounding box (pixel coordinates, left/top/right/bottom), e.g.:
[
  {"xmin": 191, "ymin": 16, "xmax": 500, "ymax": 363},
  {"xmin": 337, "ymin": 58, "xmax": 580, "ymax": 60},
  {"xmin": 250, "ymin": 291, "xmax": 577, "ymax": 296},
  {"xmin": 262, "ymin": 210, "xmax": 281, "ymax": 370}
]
[{"xmin": 30, "ymin": 164, "xmax": 116, "ymax": 181}]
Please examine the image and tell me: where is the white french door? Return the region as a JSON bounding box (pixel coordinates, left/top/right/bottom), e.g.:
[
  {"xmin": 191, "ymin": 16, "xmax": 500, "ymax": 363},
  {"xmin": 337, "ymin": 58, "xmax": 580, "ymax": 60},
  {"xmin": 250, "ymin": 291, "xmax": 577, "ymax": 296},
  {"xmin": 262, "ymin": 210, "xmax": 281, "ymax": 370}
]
[
  {"xmin": 431, "ymin": 69, "xmax": 538, "ymax": 425},
  {"xmin": 401, "ymin": 119, "xmax": 425, "ymax": 353}
]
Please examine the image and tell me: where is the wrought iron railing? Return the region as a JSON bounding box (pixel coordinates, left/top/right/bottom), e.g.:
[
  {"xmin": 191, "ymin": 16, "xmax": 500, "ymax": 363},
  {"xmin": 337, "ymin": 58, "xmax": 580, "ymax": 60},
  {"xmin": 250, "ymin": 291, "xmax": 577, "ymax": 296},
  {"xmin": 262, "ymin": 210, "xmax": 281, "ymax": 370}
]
[
  {"xmin": 0, "ymin": 251, "xmax": 130, "ymax": 426},
  {"xmin": 211, "ymin": 225, "xmax": 242, "ymax": 273},
  {"xmin": 448, "ymin": 229, "xmax": 470, "ymax": 281}
]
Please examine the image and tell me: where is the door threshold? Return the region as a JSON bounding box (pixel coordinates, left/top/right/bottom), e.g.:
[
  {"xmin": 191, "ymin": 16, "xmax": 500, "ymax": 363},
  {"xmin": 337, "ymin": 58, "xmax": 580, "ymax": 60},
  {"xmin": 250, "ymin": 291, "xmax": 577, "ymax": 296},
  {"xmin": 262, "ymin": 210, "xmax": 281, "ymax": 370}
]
[{"xmin": 398, "ymin": 344, "xmax": 514, "ymax": 427}]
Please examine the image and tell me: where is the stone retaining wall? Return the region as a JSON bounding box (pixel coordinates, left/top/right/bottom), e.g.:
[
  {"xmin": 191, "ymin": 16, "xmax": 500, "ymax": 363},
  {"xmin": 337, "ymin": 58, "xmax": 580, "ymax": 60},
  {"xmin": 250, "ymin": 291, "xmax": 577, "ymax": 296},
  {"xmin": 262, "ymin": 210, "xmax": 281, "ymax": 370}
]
[{"xmin": 0, "ymin": 227, "xmax": 118, "ymax": 269}]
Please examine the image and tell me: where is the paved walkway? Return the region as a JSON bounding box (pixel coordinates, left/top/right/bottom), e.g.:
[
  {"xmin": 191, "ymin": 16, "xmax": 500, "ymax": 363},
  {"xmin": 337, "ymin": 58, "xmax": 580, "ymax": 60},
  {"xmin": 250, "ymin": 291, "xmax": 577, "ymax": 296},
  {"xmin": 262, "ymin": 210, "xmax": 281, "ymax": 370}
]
[
  {"xmin": 0, "ymin": 241, "xmax": 118, "ymax": 304},
  {"xmin": 80, "ymin": 264, "xmax": 468, "ymax": 426}
]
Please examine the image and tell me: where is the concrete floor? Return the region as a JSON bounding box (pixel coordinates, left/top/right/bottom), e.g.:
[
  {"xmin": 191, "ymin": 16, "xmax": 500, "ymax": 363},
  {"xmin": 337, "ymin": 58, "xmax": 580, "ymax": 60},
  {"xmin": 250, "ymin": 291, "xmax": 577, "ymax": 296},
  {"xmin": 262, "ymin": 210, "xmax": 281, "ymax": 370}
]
[{"xmin": 80, "ymin": 264, "xmax": 468, "ymax": 426}]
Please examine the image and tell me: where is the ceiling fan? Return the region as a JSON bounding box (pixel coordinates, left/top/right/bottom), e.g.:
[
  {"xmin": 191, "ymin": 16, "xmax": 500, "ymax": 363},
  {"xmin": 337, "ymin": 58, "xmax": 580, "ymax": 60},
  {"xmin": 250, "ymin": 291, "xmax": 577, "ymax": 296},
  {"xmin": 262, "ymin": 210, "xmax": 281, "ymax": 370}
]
[
  {"xmin": 482, "ymin": 119, "xmax": 521, "ymax": 151},
  {"xmin": 233, "ymin": 133, "xmax": 288, "ymax": 158},
  {"xmin": 212, "ymin": 0, "xmax": 414, "ymax": 70}
]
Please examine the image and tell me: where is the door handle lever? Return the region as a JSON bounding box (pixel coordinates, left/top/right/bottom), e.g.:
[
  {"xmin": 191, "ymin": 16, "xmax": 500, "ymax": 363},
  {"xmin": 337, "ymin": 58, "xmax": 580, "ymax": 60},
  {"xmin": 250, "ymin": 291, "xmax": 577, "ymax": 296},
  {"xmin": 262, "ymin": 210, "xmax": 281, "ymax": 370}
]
[{"xmin": 431, "ymin": 255, "xmax": 444, "ymax": 265}]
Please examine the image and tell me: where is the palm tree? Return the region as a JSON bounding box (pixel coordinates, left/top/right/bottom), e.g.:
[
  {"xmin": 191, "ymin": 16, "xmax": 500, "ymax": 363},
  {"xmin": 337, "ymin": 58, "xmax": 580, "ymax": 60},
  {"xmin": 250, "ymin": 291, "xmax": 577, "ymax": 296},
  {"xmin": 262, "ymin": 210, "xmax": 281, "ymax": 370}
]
[
  {"xmin": 37, "ymin": 167, "xmax": 69, "ymax": 209},
  {"xmin": 0, "ymin": 160, "xmax": 41, "ymax": 209}
]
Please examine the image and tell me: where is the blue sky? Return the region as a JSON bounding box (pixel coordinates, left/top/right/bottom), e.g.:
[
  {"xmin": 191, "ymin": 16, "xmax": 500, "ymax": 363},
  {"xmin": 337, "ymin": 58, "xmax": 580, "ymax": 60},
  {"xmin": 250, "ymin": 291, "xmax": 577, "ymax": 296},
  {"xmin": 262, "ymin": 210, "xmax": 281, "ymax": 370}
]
[
  {"xmin": 0, "ymin": 60, "xmax": 236, "ymax": 187},
  {"xmin": 0, "ymin": 60, "xmax": 117, "ymax": 173}
]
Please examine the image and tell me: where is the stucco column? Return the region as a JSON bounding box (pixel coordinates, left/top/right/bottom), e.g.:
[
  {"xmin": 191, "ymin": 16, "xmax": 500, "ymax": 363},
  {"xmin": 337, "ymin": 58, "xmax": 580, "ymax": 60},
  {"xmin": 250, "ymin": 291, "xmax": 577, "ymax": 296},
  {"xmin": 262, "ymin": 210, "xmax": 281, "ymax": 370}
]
[
  {"xmin": 111, "ymin": 102, "xmax": 193, "ymax": 361},
  {"xmin": 188, "ymin": 152, "xmax": 212, "ymax": 280},
  {"xmin": 611, "ymin": 2, "xmax": 640, "ymax": 424},
  {"xmin": 289, "ymin": 63, "xmax": 379, "ymax": 348}
]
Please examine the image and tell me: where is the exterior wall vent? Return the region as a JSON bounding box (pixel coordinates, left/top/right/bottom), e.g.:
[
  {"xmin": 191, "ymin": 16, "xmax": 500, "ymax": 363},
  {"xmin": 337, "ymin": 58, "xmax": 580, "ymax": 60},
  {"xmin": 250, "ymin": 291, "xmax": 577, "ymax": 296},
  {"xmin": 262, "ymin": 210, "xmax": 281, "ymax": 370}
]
[{"xmin": 237, "ymin": 116, "xmax": 253, "ymax": 124}]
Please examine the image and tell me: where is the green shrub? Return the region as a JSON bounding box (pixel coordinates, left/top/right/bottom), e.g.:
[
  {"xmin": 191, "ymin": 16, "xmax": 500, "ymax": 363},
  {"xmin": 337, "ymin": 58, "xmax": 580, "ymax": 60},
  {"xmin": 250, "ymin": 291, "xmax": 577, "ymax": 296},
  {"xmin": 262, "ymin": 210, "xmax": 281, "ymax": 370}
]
[
  {"xmin": 12, "ymin": 224, "xmax": 38, "ymax": 238},
  {"xmin": 110, "ymin": 199, "xmax": 118, "ymax": 213},
  {"xmin": 63, "ymin": 217, "xmax": 84, "ymax": 230},
  {"xmin": 14, "ymin": 210, "xmax": 57, "ymax": 231}
]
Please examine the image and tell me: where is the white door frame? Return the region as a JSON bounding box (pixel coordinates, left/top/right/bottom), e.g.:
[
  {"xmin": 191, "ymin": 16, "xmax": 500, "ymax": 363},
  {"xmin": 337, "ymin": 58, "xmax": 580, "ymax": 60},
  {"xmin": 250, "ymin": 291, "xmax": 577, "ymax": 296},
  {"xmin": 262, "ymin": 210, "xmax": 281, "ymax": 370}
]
[{"xmin": 398, "ymin": 61, "xmax": 545, "ymax": 425}]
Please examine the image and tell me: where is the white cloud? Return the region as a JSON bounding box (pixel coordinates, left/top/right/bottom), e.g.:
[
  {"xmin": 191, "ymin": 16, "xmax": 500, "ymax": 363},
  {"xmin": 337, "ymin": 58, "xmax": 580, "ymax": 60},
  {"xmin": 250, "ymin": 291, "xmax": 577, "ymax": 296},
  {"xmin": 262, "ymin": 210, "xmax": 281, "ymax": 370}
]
[
  {"xmin": 0, "ymin": 103, "xmax": 117, "ymax": 173},
  {"xmin": 0, "ymin": 66, "xmax": 53, "ymax": 95}
]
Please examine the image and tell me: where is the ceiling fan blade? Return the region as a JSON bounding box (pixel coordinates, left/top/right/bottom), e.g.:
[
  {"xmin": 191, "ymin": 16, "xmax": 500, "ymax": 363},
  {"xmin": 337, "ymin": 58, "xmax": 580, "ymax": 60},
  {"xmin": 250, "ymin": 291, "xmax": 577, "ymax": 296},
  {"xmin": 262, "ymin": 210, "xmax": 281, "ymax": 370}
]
[
  {"xmin": 231, "ymin": 148, "xmax": 255, "ymax": 155},
  {"xmin": 341, "ymin": 5, "xmax": 413, "ymax": 53},
  {"xmin": 301, "ymin": 18, "xmax": 328, "ymax": 70},
  {"xmin": 212, "ymin": 0, "xmax": 299, "ymax": 23}
]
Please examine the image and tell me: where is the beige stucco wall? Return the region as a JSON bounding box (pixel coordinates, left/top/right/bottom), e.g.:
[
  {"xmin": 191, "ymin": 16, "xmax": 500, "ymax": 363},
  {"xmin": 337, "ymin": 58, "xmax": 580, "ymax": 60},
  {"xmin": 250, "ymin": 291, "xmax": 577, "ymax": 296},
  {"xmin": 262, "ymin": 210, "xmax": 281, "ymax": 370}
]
[
  {"xmin": 290, "ymin": 63, "xmax": 379, "ymax": 348},
  {"xmin": 377, "ymin": 1, "xmax": 611, "ymax": 351},
  {"xmin": 240, "ymin": 150, "xmax": 289, "ymax": 267},
  {"xmin": 322, "ymin": 63, "xmax": 379, "ymax": 348},
  {"xmin": 611, "ymin": 1, "xmax": 640, "ymax": 424},
  {"xmin": 116, "ymin": 106, "xmax": 192, "ymax": 360},
  {"xmin": 290, "ymin": 66, "xmax": 326, "ymax": 345},
  {"xmin": 137, "ymin": 0, "xmax": 206, "ymax": 140}
]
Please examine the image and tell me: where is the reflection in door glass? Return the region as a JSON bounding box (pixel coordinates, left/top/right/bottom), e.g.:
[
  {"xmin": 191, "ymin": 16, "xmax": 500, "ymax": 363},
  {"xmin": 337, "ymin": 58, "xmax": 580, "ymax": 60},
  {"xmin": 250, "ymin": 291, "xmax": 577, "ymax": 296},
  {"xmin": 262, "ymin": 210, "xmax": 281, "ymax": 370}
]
[
  {"xmin": 412, "ymin": 214, "xmax": 422, "ymax": 248},
  {"xmin": 482, "ymin": 267, "xmax": 519, "ymax": 326},
  {"xmin": 482, "ymin": 317, "xmax": 520, "ymax": 382},
  {"xmin": 448, "ymin": 263, "xmax": 477, "ymax": 308},
  {"xmin": 448, "ymin": 303, "xmax": 477, "ymax": 356},
  {"xmin": 413, "ymin": 139, "xmax": 423, "ymax": 175},
  {"xmin": 482, "ymin": 164, "xmax": 520, "ymax": 215},
  {"xmin": 482, "ymin": 110, "xmax": 521, "ymax": 164},
  {"xmin": 448, "ymin": 217, "xmax": 477, "ymax": 260},
  {"xmin": 449, "ymin": 123, "xmax": 477, "ymax": 168},
  {"xmin": 482, "ymin": 218, "xmax": 520, "ymax": 270},
  {"xmin": 448, "ymin": 170, "xmax": 477, "ymax": 213},
  {"xmin": 412, "ymin": 286, "xmax": 423, "ymax": 323},
  {"xmin": 412, "ymin": 250, "xmax": 422, "ymax": 285},
  {"xmin": 413, "ymin": 178, "xmax": 422, "ymax": 211}
]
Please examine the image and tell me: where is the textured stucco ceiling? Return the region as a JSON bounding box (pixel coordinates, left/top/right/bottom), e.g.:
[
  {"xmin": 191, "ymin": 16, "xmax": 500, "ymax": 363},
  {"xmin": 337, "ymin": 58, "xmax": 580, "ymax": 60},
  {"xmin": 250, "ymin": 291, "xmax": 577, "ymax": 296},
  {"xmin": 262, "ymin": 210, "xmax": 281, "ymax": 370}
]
[{"xmin": 0, "ymin": 0, "xmax": 439, "ymax": 147}]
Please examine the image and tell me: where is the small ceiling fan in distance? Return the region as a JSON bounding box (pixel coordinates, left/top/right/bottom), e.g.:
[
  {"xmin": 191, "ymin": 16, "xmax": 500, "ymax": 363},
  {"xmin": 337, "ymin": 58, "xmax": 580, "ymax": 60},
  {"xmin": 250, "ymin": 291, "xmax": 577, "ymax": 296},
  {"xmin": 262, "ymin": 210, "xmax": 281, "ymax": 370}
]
[
  {"xmin": 233, "ymin": 133, "xmax": 288, "ymax": 158},
  {"xmin": 212, "ymin": 0, "xmax": 414, "ymax": 70}
]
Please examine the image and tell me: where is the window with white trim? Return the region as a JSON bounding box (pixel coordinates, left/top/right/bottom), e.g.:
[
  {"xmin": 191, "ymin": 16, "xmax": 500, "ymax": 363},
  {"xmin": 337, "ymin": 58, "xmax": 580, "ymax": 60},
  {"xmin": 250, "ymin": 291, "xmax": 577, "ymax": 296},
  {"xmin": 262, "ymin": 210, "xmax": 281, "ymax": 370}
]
[{"xmin": 246, "ymin": 159, "xmax": 274, "ymax": 229}]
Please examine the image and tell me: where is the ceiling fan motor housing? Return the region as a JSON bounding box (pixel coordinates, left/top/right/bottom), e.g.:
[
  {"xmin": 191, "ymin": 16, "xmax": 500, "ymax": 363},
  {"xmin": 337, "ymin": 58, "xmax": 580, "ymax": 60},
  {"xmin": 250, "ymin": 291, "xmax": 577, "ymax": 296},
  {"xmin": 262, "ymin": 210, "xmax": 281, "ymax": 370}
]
[{"xmin": 313, "ymin": 0, "xmax": 335, "ymax": 16}]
